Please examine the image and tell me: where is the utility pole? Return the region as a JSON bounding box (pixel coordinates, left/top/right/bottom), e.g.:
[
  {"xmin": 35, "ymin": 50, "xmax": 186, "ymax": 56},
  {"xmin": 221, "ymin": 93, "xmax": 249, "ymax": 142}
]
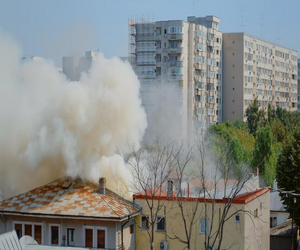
[{"xmin": 291, "ymin": 197, "xmax": 296, "ymax": 250}]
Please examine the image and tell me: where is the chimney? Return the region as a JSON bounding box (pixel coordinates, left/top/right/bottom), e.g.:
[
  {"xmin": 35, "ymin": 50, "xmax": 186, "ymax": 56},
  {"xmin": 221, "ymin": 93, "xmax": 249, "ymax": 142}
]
[
  {"xmin": 99, "ymin": 178, "xmax": 106, "ymax": 195},
  {"xmin": 167, "ymin": 180, "xmax": 174, "ymax": 197}
]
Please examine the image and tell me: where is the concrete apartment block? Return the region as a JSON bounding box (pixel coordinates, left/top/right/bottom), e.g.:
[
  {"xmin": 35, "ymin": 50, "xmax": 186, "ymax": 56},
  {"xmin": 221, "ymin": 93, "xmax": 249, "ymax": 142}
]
[
  {"xmin": 223, "ymin": 33, "xmax": 298, "ymax": 122},
  {"xmin": 131, "ymin": 16, "xmax": 222, "ymax": 139}
]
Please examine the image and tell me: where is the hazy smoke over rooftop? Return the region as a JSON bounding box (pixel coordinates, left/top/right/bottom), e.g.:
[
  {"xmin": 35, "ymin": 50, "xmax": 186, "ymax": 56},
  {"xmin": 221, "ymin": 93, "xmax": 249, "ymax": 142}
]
[{"xmin": 0, "ymin": 29, "xmax": 147, "ymax": 198}]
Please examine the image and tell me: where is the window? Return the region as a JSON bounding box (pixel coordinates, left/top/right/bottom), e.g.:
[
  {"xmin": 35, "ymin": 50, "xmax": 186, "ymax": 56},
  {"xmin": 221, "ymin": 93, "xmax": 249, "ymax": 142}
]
[
  {"xmin": 51, "ymin": 226, "xmax": 59, "ymax": 245},
  {"xmin": 200, "ymin": 218, "xmax": 209, "ymax": 234},
  {"xmin": 254, "ymin": 209, "xmax": 258, "ymax": 218},
  {"xmin": 234, "ymin": 214, "xmax": 240, "ymax": 223},
  {"xmin": 97, "ymin": 230, "xmax": 105, "ymax": 248},
  {"xmin": 25, "ymin": 224, "xmax": 32, "ymax": 237},
  {"xmin": 164, "ymin": 29, "xmax": 167, "ymax": 34},
  {"xmin": 34, "ymin": 225, "xmax": 42, "ymax": 244},
  {"xmin": 14, "ymin": 222, "xmax": 42, "ymax": 244},
  {"xmin": 67, "ymin": 228, "xmax": 75, "ymax": 246},
  {"xmin": 15, "ymin": 224, "xmax": 22, "ymax": 239},
  {"xmin": 164, "ymin": 43, "xmax": 166, "ymax": 48},
  {"xmin": 270, "ymin": 217, "xmax": 277, "ymax": 228},
  {"xmin": 130, "ymin": 224, "xmax": 134, "ymax": 234},
  {"xmin": 141, "ymin": 215, "xmax": 149, "ymax": 230},
  {"xmin": 232, "ymin": 52, "xmax": 235, "ymax": 56},
  {"xmin": 85, "ymin": 228, "xmax": 93, "ymax": 247},
  {"xmin": 157, "ymin": 216, "xmax": 166, "ymax": 231}
]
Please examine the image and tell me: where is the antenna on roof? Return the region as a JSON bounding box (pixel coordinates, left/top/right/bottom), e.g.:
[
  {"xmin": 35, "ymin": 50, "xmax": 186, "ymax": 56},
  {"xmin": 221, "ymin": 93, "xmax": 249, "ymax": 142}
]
[
  {"xmin": 260, "ymin": 15, "xmax": 265, "ymax": 39},
  {"xmin": 192, "ymin": 0, "xmax": 195, "ymax": 15},
  {"xmin": 239, "ymin": 5, "xmax": 245, "ymax": 31},
  {"xmin": 276, "ymin": 23, "xmax": 281, "ymax": 45}
]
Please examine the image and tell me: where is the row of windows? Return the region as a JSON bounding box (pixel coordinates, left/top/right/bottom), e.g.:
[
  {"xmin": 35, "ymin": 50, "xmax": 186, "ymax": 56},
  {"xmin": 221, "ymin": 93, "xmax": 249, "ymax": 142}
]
[
  {"xmin": 257, "ymin": 67, "xmax": 272, "ymax": 75},
  {"xmin": 14, "ymin": 222, "xmax": 110, "ymax": 248},
  {"xmin": 141, "ymin": 215, "xmax": 240, "ymax": 234}
]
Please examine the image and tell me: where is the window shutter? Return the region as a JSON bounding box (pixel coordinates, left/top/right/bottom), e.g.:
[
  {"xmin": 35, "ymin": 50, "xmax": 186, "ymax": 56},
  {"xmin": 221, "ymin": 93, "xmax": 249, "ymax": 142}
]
[
  {"xmin": 34, "ymin": 225, "xmax": 42, "ymax": 244},
  {"xmin": 15, "ymin": 224, "xmax": 22, "ymax": 239},
  {"xmin": 25, "ymin": 225, "xmax": 32, "ymax": 237},
  {"xmin": 97, "ymin": 230, "xmax": 105, "ymax": 248},
  {"xmin": 85, "ymin": 229, "xmax": 93, "ymax": 247}
]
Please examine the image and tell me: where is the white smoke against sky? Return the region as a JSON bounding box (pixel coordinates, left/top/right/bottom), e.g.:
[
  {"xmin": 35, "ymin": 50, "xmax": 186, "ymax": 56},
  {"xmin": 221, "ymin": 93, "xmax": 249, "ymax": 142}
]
[{"xmin": 0, "ymin": 28, "xmax": 147, "ymax": 198}]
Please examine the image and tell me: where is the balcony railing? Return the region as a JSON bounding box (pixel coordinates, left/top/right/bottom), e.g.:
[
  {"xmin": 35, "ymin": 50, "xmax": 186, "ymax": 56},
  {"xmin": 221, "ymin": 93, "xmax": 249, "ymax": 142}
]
[{"xmin": 167, "ymin": 34, "xmax": 183, "ymax": 40}]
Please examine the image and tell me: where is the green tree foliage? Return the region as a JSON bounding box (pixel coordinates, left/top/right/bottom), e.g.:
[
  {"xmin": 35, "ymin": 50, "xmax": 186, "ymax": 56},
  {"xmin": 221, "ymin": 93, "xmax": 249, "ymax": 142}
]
[
  {"xmin": 252, "ymin": 125, "xmax": 278, "ymax": 186},
  {"xmin": 245, "ymin": 98, "xmax": 266, "ymax": 136},
  {"xmin": 208, "ymin": 119, "xmax": 254, "ymax": 172},
  {"xmin": 276, "ymin": 129, "xmax": 300, "ymax": 225}
]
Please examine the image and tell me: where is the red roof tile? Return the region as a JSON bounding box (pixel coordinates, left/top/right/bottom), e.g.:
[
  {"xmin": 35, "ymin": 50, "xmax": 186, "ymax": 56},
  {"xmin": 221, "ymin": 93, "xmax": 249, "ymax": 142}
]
[{"xmin": 0, "ymin": 177, "xmax": 140, "ymax": 220}]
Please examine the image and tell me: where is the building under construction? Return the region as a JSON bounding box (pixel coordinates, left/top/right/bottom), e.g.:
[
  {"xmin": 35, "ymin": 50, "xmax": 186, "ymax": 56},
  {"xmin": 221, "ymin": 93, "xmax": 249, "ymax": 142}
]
[{"xmin": 129, "ymin": 16, "xmax": 223, "ymax": 139}]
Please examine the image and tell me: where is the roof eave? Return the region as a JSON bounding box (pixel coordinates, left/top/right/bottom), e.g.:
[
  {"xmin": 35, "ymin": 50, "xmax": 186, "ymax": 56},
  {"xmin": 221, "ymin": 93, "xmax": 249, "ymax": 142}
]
[{"xmin": 0, "ymin": 210, "xmax": 141, "ymax": 222}]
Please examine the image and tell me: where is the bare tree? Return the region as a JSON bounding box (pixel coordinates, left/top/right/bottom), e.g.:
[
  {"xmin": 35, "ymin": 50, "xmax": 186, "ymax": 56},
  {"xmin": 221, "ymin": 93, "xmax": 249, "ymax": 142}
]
[
  {"xmin": 127, "ymin": 137, "xmax": 179, "ymax": 250},
  {"xmin": 167, "ymin": 136, "xmax": 260, "ymax": 250}
]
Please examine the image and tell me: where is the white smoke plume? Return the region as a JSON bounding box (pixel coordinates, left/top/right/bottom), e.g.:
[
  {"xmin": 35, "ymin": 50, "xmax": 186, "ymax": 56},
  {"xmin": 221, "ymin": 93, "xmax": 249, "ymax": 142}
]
[{"xmin": 0, "ymin": 29, "xmax": 147, "ymax": 199}]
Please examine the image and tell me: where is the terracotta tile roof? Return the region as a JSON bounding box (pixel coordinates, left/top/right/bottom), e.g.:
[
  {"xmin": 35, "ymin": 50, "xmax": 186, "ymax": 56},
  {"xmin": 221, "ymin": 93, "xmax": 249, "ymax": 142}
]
[
  {"xmin": 0, "ymin": 177, "xmax": 140, "ymax": 220},
  {"xmin": 133, "ymin": 187, "xmax": 270, "ymax": 204},
  {"xmin": 133, "ymin": 189, "xmax": 176, "ymax": 199}
]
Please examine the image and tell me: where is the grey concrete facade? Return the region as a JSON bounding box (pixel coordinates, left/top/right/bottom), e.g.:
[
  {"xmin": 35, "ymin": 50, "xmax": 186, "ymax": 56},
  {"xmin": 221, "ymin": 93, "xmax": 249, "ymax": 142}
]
[{"xmin": 223, "ymin": 33, "xmax": 298, "ymax": 122}]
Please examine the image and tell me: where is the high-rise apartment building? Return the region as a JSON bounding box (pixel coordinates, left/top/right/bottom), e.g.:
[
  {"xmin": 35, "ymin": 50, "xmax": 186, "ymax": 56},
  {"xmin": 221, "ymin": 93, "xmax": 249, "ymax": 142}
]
[
  {"xmin": 63, "ymin": 51, "xmax": 98, "ymax": 81},
  {"xmin": 223, "ymin": 33, "xmax": 298, "ymax": 122},
  {"xmin": 129, "ymin": 16, "xmax": 223, "ymax": 138}
]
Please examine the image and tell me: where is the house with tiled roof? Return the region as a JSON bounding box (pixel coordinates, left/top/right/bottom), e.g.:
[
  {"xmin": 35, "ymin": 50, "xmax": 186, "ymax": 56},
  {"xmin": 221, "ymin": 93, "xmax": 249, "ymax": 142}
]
[
  {"xmin": 133, "ymin": 180, "xmax": 270, "ymax": 250},
  {"xmin": 0, "ymin": 177, "xmax": 140, "ymax": 249}
]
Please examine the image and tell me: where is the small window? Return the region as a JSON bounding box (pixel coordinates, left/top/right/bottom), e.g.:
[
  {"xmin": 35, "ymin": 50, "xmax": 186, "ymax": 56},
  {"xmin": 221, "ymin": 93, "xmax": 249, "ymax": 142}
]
[
  {"xmin": 157, "ymin": 216, "xmax": 166, "ymax": 231},
  {"xmin": 141, "ymin": 215, "xmax": 149, "ymax": 230},
  {"xmin": 233, "ymin": 41, "xmax": 235, "ymax": 44},
  {"xmin": 234, "ymin": 214, "xmax": 240, "ymax": 223},
  {"xmin": 164, "ymin": 29, "xmax": 167, "ymax": 34},
  {"xmin": 200, "ymin": 218, "xmax": 209, "ymax": 234},
  {"xmin": 233, "ymin": 64, "xmax": 235, "ymax": 67},
  {"xmin": 233, "ymin": 100, "xmax": 234, "ymax": 102},
  {"xmin": 130, "ymin": 224, "xmax": 134, "ymax": 234},
  {"xmin": 51, "ymin": 226, "xmax": 59, "ymax": 245},
  {"xmin": 164, "ymin": 43, "xmax": 166, "ymax": 48},
  {"xmin": 232, "ymin": 52, "xmax": 235, "ymax": 56},
  {"xmin": 233, "ymin": 76, "xmax": 235, "ymax": 79},
  {"xmin": 233, "ymin": 88, "xmax": 235, "ymax": 90},
  {"xmin": 233, "ymin": 111, "xmax": 235, "ymax": 114},
  {"xmin": 254, "ymin": 209, "xmax": 258, "ymax": 218},
  {"xmin": 67, "ymin": 228, "xmax": 75, "ymax": 246}
]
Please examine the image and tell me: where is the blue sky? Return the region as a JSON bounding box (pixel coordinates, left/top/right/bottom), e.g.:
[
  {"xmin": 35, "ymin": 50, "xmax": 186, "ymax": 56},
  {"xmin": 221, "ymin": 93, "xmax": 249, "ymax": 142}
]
[{"xmin": 0, "ymin": 0, "xmax": 299, "ymax": 66}]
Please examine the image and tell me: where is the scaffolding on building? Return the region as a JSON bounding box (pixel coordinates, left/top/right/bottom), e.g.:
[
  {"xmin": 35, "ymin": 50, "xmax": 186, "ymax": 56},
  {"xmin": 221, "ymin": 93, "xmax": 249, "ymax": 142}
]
[{"xmin": 128, "ymin": 18, "xmax": 136, "ymax": 72}]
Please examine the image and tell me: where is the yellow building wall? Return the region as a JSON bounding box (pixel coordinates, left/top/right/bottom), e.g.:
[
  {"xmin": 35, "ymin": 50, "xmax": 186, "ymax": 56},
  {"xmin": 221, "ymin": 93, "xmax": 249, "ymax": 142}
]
[{"xmin": 134, "ymin": 192, "xmax": 269, "ymax": 250}]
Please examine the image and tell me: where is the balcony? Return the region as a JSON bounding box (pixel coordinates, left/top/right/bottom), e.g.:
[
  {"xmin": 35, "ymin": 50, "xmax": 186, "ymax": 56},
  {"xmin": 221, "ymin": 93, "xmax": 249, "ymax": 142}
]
[
  {"xmin": 136, "ymin": 35, "xmax": 156, "ymax": 42},
  {"xmin": 169, "ymin": 75, "xmax": 183, "ymax": 81},
  {"xmin": 194, "ymin": 75, "xmax": 205, "ymax": 82},
  {"xmin": 136, "ymin": 60, "xmax": 156, "ymax": 66},
  {"xmin": 170, "ymin": 60, "xmax": 184, "ymax": 67},
  {"xmin": 195, "ymin": 63, "xmax": 205, "ymax": 71},
  {"xmin": 136, "ymin": 47, "xmax": 156, "ymax": 52},
  {"xmin": 168, "ymin": 33, "xmax": 183, "ymax": 40},
  {"xmin": 169, "ymin": 47, "xmax": 183, "ymax": 54}
]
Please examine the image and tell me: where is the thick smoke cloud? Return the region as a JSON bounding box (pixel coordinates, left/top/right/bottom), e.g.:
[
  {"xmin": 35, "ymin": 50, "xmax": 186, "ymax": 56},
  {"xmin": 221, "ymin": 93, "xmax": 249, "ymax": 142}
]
[{"xmin": 0, "ymin": 29, "xmax": 147, "ymax": 199}]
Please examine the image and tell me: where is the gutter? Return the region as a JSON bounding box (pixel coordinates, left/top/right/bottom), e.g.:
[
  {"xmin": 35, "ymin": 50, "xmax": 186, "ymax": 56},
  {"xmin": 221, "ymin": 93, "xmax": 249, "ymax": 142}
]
[
  {"xmin": 0, "ymin": 210, "xmax": 141, "ymax": 222},
  {"xmin": 1, "ymin": 212, "xmax": 7, "ymax": 232}
]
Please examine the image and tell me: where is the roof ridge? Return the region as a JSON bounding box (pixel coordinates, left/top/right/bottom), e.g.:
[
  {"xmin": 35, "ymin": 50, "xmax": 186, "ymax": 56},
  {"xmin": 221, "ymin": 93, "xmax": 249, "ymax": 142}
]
[{"xmin": 89, "ymin": 183, "xmax": 121, "ymax": 218}]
